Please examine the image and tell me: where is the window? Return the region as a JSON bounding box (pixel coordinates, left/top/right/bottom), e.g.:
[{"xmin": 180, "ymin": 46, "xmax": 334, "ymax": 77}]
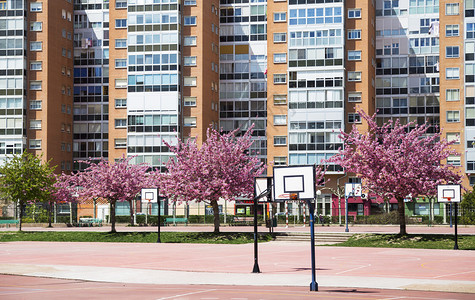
[
  {"xmin": 62, "ymin": 9, "xmax": 66, "ymax": 19},
  {"xmin": 184, "ymin": 36, "xmax": 197, "ymax": 46},
  {"xmin": 30, "ymin": 2, "xmax": 42, "ymax": 12},
  {"xmin": 30, "ymin": 22, "xmax": 42, "ymax": 31},
  {"xmin": 114, "ymin": 99, "xmax": 126, "ymax": 108},
  {"xmin": 348, "ymin": 92, "xmax": 362, "ymax": 102},
  {"xmin": 446, "ymin": 89, "xmax": 460, "ymax": 101},
  {"xmin": 30, "ymin": 120, "xmax": 41, "ymax": 130},
  {"xmin": 348, "ymin": 51, "xmax": 362, "ymax": 61},
  {"xmin": 184, "ymin": 97, "xmax": 197, "ymax": 106},
  {"xmin": 115, "ymin": 79, "xmax": 127, "ymax": 88},
  {"xmin": 274, "ymin": 156, "xmax": 287, "ymax": 166},
  {"xmin": 115, "ymin": 59, "xmax": 127, "ymax": 68},
  {"xmin": 445, "ymin": 3, "xmax": 459, "ymax": 15},
  {"xmin": 348, "ymin": 113, "xmax": 361, "ymax": 123},
  {"xmin": 446, "ymin": 25, "xmax": 459, "ymax": 37},
  {"xmin": 30, "ymin": 100, "xmax": 42, "ymax": 110},
  {"xmin": 273, "ymin": 53, "xmax": 287, "ymax": 63},
  {"xmin": 274, "ymin": 12, "xmax": 286, "ymax": 22},
  {"xmin": 447, "ymin": 155, "xmax": 461, "ymax": 166},
  {"xmin": 29, "ymin": 139, "xmax": 42, "ymax": 149},
  {"xmin": 116, "ymin": 0, "xmax": 127, "ymax": 8},
  {"xmin": 348, "ymin": 71, "xmax": 362, "ymax": 81},
  {"xmin": 348, "ymin": 30, "xmax": 361, "ymax": 40},
  {"xmin": 274, "ymin": 94, "xmax": 287, "ymax": 105},
  {"xmin": 446, "ymin": 133, "xmax": 460, "ymax": 144},
  {"xmin": 67, "ymin": 12, "xmax": 71, "ymax": 22},
  {"xmin": 115, "ymin": 39, "xmax": 127, "ymax": 48},
  {"xmin": 184, "ymin": 16, "xmax": 197, "ymax": 26},
  {"xmin": 274, "ymin": 74, "xmax": 286, "ymax": 84},
  {"xmin": 184, "ymin": 77, "xmax": 197, "ymax": 86},
  {"xmin": 114, "ymin": 139, "xmax": 127, "ymax": 148},
  {"xmin": 30, "ymin": 61, "xmax": 42, "ymax": 70},
  {"xmin": 274, "ymin": 136, "xmax": 287, "ymax": 146},
  {"xmin": 348, "ymin": 9, "xmax": 362, "ymax": 18},
  {"xmin": 30, "ymin": 41, "xmax": 42, "ymax": 51},
  {"xmin": 115, "ymin": 119, "xmax": 127, "ymax": 128},
  {"xmin": 184, "ymin": 117, "xmax": 197, "ymax": 127},
  {"xmin": 446, "ymin": 110, "xmax": 460, "ymax": 122},
  {"xmin": 184, "ymin": 0, "xmax": 197, "ymax": 5},
  {"xmin": 446, "ymin": 68, "xmax": 460, "ymax": 79},
  {"xmin": 30, "ymin": 81, "xmax": 42, "ymax": 90},
  {"xmin": 184, "ymin": 56, "xmax": 197, "ymax": 66},
  {"xmin": 274, "ymin": 115, "xmax": 287, "ymax": 125},
  {"xmin": 273, "ymin": 33, "xmax": 287, "ymax": 43},
  {"xmin": 115, "ymin": 19, "xmax": 127, "ymax": 28},
  {"xmin": 446, "ymin": 46, "xmax": 459, "ymax": 58}
]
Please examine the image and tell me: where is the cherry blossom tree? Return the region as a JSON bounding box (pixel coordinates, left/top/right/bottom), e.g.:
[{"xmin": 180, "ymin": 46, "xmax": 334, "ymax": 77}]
[
  {"xmin": 74, "ymin": 156, "xmax": 153, "ymax": 232},
  {"xmin": 158, "ymin": 125, "xmax": 266, "ymax": 233},
  {"xmin": 330, "ymin": 110, "xmax": 462, "ymax": 235}
]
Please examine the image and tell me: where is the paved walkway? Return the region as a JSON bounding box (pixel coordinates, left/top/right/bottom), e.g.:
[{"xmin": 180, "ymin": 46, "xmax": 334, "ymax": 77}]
[
  {"xmin": 0, "ymin": 239, "xmax": 474, "ymax": 294},
  {"xmin": 8, "ymin": 223, "xmax": 475, "ymax": 235}
]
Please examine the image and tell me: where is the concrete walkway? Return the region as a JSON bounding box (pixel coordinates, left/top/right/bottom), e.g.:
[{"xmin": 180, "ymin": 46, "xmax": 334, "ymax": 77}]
[{"xmin": 0, "ymin": 240, "xmax": 474, "ymax": 294}]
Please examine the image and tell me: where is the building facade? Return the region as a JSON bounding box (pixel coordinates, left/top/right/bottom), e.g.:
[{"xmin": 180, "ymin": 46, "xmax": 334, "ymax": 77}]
[{"xmin": 0, "ymin": 0, "xmax": 472, "ymax": 220}]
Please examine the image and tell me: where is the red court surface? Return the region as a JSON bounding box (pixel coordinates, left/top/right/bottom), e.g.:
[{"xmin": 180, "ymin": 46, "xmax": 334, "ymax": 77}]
[{"xmin": 1, "ymin": 275, "xmax": 474, "ymax": 300}]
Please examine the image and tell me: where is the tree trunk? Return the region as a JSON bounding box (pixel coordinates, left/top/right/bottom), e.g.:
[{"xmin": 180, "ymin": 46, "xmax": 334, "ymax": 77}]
[
  {"xmin": 19, "ymin": 202, "xmax": 23, "ymax": 232},
  {"xmin": 48, "ymin": 201, "xmax": 53, "ymax": 228},
  {"xmin": 397, "ymin": 197, "xmax": 407, "ymax": 235},
  {"xmin": 211, "ymin": 199, "xmax": 220, "ymax": 233},
  {"xmin": 110, "ymin": 201, "xmax": 117, "ymax": 233},
  {"xmin": 128, "ymin": 199, "xmax": 135, "ymax": 226}
]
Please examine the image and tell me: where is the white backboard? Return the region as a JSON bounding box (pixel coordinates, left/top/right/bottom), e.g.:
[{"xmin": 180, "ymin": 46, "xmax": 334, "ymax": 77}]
[
  {"xmin": 437, "ymin": 184, "xmax": 461, "ymax": 203},
  {"xmin": 254, "ymin": 177, "xmax": 273, "ymax": 202},
  {"xmin": 273, "ymin": 165, "xmax": 315, "ymax": 201},
  {"xmin": 141, "ymin": 188, "xmax": 158, "ymax": 203},
  {"xmin": 345, "ymin": 183, "xmax": 362, "ymax": 197}
]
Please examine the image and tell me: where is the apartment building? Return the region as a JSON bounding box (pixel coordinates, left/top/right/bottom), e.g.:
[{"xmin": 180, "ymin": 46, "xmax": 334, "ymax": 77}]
[{"xmin": 0, "ymin": 0, "xmax": 472, "ymax": 219}]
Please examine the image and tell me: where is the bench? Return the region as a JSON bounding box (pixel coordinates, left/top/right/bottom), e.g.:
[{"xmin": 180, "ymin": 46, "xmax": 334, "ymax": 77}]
[
  {"xmin": 79, "ymin": 218, "xmax": 103, "ymax": 227},
  {"xmin": 164, "ymin": 217, "xmax": 188, "ymax": 226},
  {"xmin": 232, "ymin": 216, "xmax": 254, "ymax": 226},
  {"xmin": 0, "ymin": 220, "xmax": 19, "ymax": 228}
]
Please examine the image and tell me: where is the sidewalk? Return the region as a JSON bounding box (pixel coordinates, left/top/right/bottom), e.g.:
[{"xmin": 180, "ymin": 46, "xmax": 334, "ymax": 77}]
[
  {"xmin": 0, "ymin": 240, "xmax": 474, "ymax": 293},
  {"xmin": 7, "ymin": 223, "xmax": 475, "ymax": 235}
]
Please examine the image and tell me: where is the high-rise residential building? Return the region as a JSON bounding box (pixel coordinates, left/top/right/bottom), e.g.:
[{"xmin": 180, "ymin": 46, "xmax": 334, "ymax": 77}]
[
  {"xmin": 0, "ymin": 0, "xmax": 74, "ymax": 172},
  {"xmin": 0, "ymin": 0, "xmax": 472, "ymax": 218}
]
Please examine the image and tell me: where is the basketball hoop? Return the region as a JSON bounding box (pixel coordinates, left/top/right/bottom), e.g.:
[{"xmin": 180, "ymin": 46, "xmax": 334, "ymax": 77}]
[
  {"xmin": 278, "ymin": 193, "xmax": 299, "ymax": 200},
  {"xmin": 445, "ymin": 197, "xmax": 452, "ymax": 202}
]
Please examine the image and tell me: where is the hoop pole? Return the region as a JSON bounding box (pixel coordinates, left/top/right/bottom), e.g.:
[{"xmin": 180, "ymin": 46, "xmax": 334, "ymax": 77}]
[
  {"xmin": 303, "ymin": 202, "xmax": 306, "ymax": 227},
  {"xmin": 306, "ymin": 198, "xmax": 318, "ymax": 292},
  {"xmin": 157, "ymin": 190, "xmax": 161, "ymax": 243},
  {"xmin": 252, "ymin": 187, "xmax": 260, "ymax": 273},
  {"xmin": 454, "ymin": 202, "xmax": 458, "ymax": 250}
]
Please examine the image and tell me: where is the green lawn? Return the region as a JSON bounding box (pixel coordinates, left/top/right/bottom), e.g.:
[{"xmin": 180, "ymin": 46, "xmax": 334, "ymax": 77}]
[
  {"xmin": 0, "ymin": 231, "xmax": 274, "ymax": 244},
  {"xmin": 336, "ymin": 233, "xmax": 475, "ymax": 250}
]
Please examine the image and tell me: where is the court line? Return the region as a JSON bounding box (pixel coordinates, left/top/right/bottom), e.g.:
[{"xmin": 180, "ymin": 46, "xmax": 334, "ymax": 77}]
[
  {"xmin": 335, "ymin": 264, "xmax": 371, "ymax": 275},
  {"xmin": 433, "ymin": 270, "xmax": 475, "ymax": 279},
  {"xmin": 156, "ymin": 289, "xmax": 217, "ymax": 300}
]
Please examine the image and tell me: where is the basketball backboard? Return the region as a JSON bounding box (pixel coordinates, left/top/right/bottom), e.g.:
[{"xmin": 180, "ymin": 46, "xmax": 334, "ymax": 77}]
[
  {"xmin": 345, "ymin": 183, "xmax": 362, "ymax": 197},
  {"xmin": 437, "ymin": 184, "xmax": 461, "ymax": 203},
  {"xmin": 141, "ymin": 188, "xmax": 158, "ymax": 203},
  {"xmin": 254, "ymin": 176, "xmax": 272, "ymax": 202},
  {"xmin": 273, "ymin": 165, "xmax": 315, "ymax": 201}
]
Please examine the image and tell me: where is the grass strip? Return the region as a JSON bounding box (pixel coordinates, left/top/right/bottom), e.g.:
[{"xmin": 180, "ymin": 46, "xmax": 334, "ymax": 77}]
[
  {"xmin": 336, "ymin": 233, "xmax": 475, "ymax": 250},
  {"xmin": 0, "ymin": 231, "xmax": 274, "ymax": 244}
]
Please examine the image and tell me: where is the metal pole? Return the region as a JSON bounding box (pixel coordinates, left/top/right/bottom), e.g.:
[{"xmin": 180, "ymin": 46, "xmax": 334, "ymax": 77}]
[
  {"xmin": 307, "ymin": 199, "xmax": 318, "ymax": 291},
  {"xmin": 454, "ymin": 202, "xmax": 458, "ymax": 250},
  {"xmin": 345, "ymin": 195, "xmax": 349, "ymax": 232},
  {"xmin": 285, "ymin": 202, "xmax": 288, "ymax": 228},
  {"xmin": 449, "ymin": 203, "xmax": 453, "ymax": 228},
  {"xmin": 157, "ymin": 191, "xmax": 161, "ymax": 243},
  {"xmin": 252, "ymin": 193, "xmax": 260, "ymax": 273}
]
